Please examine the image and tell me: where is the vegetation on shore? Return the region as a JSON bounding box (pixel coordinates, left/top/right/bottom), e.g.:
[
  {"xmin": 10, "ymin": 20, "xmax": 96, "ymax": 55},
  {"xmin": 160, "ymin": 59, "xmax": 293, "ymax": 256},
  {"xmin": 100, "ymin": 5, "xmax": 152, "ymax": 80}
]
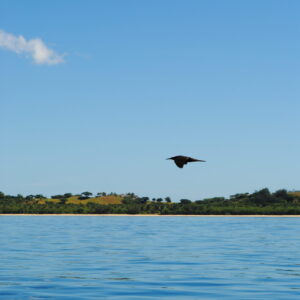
[{"xmin": 1, "ymin": 189, "xmax": 300, "ymax": 215}]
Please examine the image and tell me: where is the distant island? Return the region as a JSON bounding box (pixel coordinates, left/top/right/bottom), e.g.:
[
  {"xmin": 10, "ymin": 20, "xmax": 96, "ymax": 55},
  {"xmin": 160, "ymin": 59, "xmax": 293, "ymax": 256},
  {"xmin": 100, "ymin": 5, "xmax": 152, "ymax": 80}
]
[{"xmin": 1, "ymin": 189, "xmax": 300, "ymax": 215}]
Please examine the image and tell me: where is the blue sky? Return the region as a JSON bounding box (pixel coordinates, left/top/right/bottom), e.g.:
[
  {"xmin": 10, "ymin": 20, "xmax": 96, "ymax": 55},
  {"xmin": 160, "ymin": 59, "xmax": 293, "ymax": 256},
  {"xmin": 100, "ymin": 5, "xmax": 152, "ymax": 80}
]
[{"xmin": 1, "ymin": 1, "xmax": 299, "ymax": 201}]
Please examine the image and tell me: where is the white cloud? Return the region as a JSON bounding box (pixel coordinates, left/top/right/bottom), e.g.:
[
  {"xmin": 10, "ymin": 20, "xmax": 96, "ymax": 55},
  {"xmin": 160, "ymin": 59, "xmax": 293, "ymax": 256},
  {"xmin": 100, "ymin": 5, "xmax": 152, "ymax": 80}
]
[{"xmin": 0, "ymin": 29, "xmax": 65, "ymax": 65}]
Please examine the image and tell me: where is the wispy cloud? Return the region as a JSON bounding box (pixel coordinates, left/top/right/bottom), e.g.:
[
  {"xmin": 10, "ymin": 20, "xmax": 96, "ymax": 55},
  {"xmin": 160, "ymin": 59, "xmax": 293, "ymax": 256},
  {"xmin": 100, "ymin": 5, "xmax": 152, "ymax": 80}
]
[{"xmin": 0, "ymin": 29, "xmax": 65, "ymax": 65}]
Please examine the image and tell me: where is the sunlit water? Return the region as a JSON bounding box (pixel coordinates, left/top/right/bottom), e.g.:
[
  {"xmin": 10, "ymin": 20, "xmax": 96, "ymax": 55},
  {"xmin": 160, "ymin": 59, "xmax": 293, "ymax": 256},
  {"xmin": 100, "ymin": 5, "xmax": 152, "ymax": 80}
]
[{"xmin": 1, "ymin": 216, "xmax": 300, "ymax": 299}]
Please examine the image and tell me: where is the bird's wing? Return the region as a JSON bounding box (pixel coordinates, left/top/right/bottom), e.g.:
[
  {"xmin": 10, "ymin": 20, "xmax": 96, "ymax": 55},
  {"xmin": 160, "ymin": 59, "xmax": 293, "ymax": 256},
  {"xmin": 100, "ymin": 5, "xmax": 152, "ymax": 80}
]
[{"xmin": 187, "ymin": 157, "xmax": 206, "ymax": 163}]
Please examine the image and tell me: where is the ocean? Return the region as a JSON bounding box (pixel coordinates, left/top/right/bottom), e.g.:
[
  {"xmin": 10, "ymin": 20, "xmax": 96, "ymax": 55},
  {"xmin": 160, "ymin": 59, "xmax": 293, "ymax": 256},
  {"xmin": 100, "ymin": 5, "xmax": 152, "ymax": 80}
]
[{"xmin": 1, "ymin": 216, "xmax": 300, "ymax": 299}]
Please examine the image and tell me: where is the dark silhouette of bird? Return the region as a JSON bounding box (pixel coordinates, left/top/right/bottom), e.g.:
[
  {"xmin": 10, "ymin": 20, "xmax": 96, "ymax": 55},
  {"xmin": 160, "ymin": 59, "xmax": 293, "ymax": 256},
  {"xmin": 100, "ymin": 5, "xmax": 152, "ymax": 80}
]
[{"xmin": 167, "ymin": 155, "xmax": 206, "ymax": 168}]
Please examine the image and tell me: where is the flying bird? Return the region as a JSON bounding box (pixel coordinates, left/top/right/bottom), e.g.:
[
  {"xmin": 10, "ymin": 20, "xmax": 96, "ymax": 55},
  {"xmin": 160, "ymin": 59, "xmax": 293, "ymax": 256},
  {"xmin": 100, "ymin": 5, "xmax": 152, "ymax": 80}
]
[{"xmin": 167, "ymin": 155, "xmax": 206, "ymax": 168}]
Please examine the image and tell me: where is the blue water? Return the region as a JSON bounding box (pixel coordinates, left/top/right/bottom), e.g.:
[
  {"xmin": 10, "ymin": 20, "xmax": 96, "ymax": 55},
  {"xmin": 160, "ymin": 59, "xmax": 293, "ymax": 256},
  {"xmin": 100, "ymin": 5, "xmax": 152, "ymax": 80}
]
[{"xmin": 1, "ymin": 216, "xmax": 300, "ymax": 299}]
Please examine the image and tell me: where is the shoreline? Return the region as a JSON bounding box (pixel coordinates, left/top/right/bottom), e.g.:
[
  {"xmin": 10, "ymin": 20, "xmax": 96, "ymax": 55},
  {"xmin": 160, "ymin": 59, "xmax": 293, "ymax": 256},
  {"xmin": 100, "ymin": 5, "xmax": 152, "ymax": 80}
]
[{"xmin": 1, "ymin": 214, "xmax": 300, "ymax": 217}]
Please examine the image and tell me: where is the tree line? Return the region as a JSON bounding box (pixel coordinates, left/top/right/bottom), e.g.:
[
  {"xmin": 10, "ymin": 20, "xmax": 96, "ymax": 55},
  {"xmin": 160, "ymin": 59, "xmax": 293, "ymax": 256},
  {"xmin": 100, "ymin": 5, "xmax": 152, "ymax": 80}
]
[{"xmin": 0, "ymin": 188, "xmax": 300, "ymax": 215}]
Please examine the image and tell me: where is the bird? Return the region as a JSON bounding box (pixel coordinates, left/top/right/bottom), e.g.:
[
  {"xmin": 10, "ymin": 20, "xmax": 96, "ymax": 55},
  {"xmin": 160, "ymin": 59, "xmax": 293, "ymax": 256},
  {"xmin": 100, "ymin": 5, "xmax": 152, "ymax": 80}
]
[{"xmin": 167, "ymin": 155, "xmax": 206, "ymax": 168}]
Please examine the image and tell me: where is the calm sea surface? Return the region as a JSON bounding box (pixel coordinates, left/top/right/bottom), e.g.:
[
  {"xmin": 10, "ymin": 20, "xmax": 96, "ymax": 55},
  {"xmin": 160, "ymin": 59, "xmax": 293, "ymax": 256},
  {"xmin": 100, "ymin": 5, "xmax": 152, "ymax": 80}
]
[{"xmin": 1, "ymin": 216, "xmax": 300, "ymax": 299}]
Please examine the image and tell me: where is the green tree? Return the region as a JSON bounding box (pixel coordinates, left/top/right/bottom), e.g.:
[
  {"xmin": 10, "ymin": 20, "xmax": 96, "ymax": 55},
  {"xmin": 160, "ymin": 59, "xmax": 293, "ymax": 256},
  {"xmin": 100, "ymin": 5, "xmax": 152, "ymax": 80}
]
[
  {"xmin": 138, "ymin": 197, "xmax": 149, "ymax": 204},
  {"xmin": 180, "ymin": 199, "xmax": 192, "ymax": 204},
  {"xmin": 165, "ymin": 197, "xmax": 172, "ymax": 203},
  {"xmin": 51, "ymin": 194, "xmax": 64, "ymax": 199},
  {"xmin": 250, "ymin": 188, "xmax": 272, "ymax": 205},
  {"xmin": 273, "ymin": 189, "xmax": 292, "ymax": 201},
  {"xmin": 64, "ymin": 193, "xmax": 73, "ymax": 198}
]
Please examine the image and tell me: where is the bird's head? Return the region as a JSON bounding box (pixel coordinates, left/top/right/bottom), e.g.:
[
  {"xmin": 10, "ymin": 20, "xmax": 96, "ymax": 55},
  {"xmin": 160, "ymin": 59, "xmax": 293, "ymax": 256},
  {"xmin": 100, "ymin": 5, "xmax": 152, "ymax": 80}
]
[{"xmin": 166, "ymin": 156, "xmax": 176, "ymax": 160}]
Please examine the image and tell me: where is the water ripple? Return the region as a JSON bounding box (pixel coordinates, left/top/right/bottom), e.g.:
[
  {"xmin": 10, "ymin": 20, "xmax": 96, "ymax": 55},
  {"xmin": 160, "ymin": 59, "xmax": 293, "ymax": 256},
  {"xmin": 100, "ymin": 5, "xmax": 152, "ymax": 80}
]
[{"xmin": 1, "ymin": 216, "xmax": 300, "ymax": 299}]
